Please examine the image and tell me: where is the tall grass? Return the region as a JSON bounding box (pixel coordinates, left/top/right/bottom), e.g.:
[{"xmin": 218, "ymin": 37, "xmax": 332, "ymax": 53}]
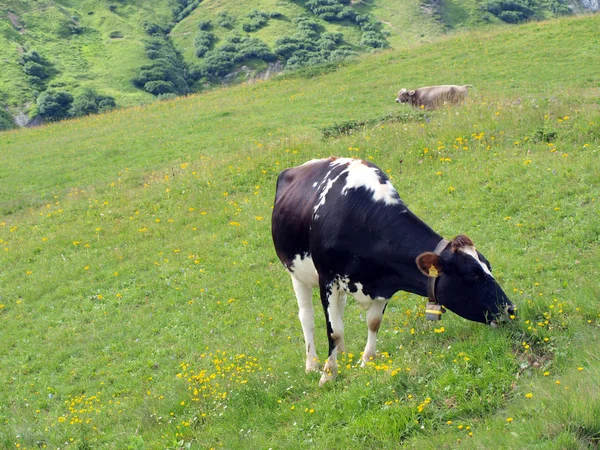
[{"xmin": 0, "ymin": 14, "xmax": 599, "ymax": 449}]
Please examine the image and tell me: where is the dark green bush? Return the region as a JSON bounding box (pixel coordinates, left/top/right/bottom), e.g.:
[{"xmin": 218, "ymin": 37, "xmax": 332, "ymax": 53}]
[
  {"xmin": 109, "ymin": 31, "xmax": 123, "ymax": 38},
  {"xmin": 360, "ymin": 30, "xmax": 387, "ymax": 48},
  {"xmin": 216, "ymin": 12, "xmax": 235, "ymax": 29},
  {"xmin": 132, "ymin": 37, "xmax": 189, "ymax": 95},
  {"xmin": 20, "ymin": 51, "xmax": 43, "ymax": 65},
  {"xmin": 176, "ymin": 0, "xmax": 202, "ymax": 22},
  {"xmin": 194, "ymin": 30, "xmax": 216, "ymax": 57},
  {"xmin": 144, "ymin": 80, "xmax": 176, "ymax": 95},
  {"xmin": 192, "ymin": 35, "xmax": 276, "ymax": 81},
  {"xmin": 235, "ymin": 37, "xmax": 276, "ymax": 62},
  {"xmin": 36, "ymin": 90, "xmax": 74, "ymax": 121},
  {"xmin": 0, "ymin": 108, "xmax": 15, "ymax": 131},
  {"xmin": 303, "ymin": 1, "xmax": 388, "ymax": 49},
  {"xmin": 198, "ymin": 20, "xmax": 212, "ymax": 30},
  {"xmin": 69, "ymin": 89, "xmax": 116, "ymax": 117},
  {"xmin": 242, "ymin": 9, "xmax": 270, "ymax": 32},
  {"xmin": 274, "ymin": 17, "xmax": 358, "ymax": 71},
  {"xmin": 321, "ymin": 111, "xmax": 427, "ymax": 138},
  {"xmin": 143, "ymin": 22, "xmax": 164, "ymax": 36},
  {"xmin": 194, "ymin": 51, "xmax": 235, "ymax": 79},
  {"xmin": 483, "ymin": 0, "xmax": 536, "ymax": 23},
  {"xmin": 306, "ymin": 0, "xmax": 356, "ymax": 22},
  {"xmin": 23, "ymin": 61, "xmax": 48, "ymax": 79}
]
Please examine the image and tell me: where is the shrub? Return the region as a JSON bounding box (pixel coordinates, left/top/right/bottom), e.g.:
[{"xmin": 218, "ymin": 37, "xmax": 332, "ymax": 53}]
[
  {"xmin": 36, "ymin": 90, "xmax": 74, "ymax": 121},
  {"xmin": 360, "ymin": 30, "xmax": 388, "ymax": 48},
  {"xmin": 108, "ymin": 4, "xmax": 117, "ymax": 12},
  {"xmin": 132, "ymin": 37, "xmax": 189, "ymax": 95},
  {"xmin": 195, "ymin": 51, "xmax": 235, "ymax": 79},
  {"xmin": 198, "ymin": 20, "xmax": 212, "ymax": 31},
  {"xmin": 274, "ymin": 17, "xmax": 359, "ymax": 71},
  {"xmin": 21, "ymin": 50, "xmax": 43, "ymax": 65},
  {"xmin": 483, "ymin": 0, "xmax": 536, "ymax": 23},
  {"xmin": 235, "ymin": 37, "xmax": 276, "ymax": 62},
  {"xmin": 306, "ymin": 0, "xmax": 356, "ymax": 22},
  {"xmin": 109, "ymin": 31, "xmax": 123, "ymax": 38},
  {"xmin": 193, "ymin": 35, "xmax": 276, "ymax": 80},
  {"xmin": 321, "ymin": 111, "xmax": 427, "ymax": 138},
  {"xmin": 22, "ymin": 61, "xmax": 48, "ymax": 79},
  {"xmin": 0, "ymin": 108, "xmax": 15, "ymax": 131},
  {"xmin": 216, "ymin": 12, "xmax": 235, "ymax": 29},
  {"xmin": 194, "ymin": 30, "xmax": 216, "ymax": 57},
  {"xmin": 242, "ymin": 9, "xmax": 270, "ymax": 32},
  {"xmin": 176, "ymin": 0, "xmax": 202, "ymax": 22},
  {"xmin": 69, "ymin": 89, "xmax": 116, "ymax": 117},
  {"xmin": 144, "ymin": 80, "xmax": 176, "ymax": 95},
  {"xmin": 143, "ymin": 22, "xmax": 164, "ymax": 36}
]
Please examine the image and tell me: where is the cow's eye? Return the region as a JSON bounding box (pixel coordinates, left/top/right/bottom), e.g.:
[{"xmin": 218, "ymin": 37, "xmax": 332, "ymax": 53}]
[{"xmin": 465, "ymin": 271, "xmax": 485, "ymax": 284}]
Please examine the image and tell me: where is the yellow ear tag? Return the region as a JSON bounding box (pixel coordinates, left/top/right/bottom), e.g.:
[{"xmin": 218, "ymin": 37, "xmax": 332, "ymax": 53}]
[{"xmin": 428, "ymin": 266, "xmax": 438, "ymax": 278}]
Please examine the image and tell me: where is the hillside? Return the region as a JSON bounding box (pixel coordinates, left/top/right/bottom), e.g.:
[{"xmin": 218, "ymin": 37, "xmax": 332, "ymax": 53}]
[
  {"xmin": 0, "ymin": 0, "xmax": 597, "ymax": 128},
  {"xmin": 0, "ymin": 13, "xmax": 599, "ymax": 449}
]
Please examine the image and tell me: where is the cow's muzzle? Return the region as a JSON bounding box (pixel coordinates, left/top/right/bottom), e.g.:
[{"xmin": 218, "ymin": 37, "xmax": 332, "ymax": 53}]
[{"xmin": 490, "ymin": 304, "xmax": 516, "ymax": 328}]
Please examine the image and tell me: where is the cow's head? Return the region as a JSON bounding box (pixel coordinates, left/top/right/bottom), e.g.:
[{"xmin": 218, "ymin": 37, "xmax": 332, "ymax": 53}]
[
  {"xmin": 396, "ymin": 88, "xmax": 415, "ymax": 103},
  {"xmin": 416, "ymin": 235, "xmax": 515, "ymax": 326}
]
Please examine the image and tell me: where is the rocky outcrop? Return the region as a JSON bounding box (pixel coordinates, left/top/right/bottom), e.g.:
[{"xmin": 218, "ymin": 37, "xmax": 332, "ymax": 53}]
[
  {"xmin": 14, "ymin": 111, "xmax": 43, "ymax": 128},
  {"xmin": 576, "ymin": 0, "xmax": 599, "ymax": 11}
]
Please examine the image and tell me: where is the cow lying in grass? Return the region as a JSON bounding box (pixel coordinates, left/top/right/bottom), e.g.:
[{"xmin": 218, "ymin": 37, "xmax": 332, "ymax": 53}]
[
  {"xmin": 396, "ymin": 84, "xmax": 474, "ymax": 109},
  {"xmin": 272, "ymin": 157, "xmax": 514, "ymax": 385}
]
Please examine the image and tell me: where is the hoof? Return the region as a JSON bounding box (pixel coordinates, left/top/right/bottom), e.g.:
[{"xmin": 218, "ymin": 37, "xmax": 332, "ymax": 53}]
[
  {"xmin": 361, "ymin": 353, "xmax": 375, "ymax": 368},
  {"xmin": 319, "ymin": 372, "xmax": 333, "ymax": 386},
  {"xmin": 319, "ymin": 361, "xmax": 337, "ymax": 386},
  {"xmin": 306, "ymin": 360, "xmax": 321, "ymax": 373}
]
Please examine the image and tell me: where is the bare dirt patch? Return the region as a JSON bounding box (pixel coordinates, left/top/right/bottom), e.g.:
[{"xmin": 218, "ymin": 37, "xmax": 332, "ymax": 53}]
[{"xmin": 7, "ymin": 12, "xmax": 24, "ymax": 33}]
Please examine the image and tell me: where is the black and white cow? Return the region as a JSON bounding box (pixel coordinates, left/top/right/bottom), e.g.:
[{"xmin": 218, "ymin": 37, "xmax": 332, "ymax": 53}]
[{"xmin": 272, "ymin": 157, "xmax": 515, "ymax": 385}]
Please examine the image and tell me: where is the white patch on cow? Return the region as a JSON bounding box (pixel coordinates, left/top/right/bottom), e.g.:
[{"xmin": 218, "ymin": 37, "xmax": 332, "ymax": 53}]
[
  {"xmin": 291, "ymin": 277, "xmax": 320, "ymax": 372},
  {"xmin": 351, "ymin": 282, "xmax": 387, "ymax": 308},
  {"xmin": 313, "ymin": 158, "xmax": 403, "ymax": 218},
  {"xmin": 459, "ymin": 246, "xmax": 493, "ymax": 277},
  {"xmin": 288, "ymin": 253, "xmax": 319, "ymax": 287},
  {"xmin": 313, "ymin": 171, "xmax": 345, "ymax": 216},
  {"xmin": 340, "ymin": 159, "xmax": 402, "ymax": 206}
]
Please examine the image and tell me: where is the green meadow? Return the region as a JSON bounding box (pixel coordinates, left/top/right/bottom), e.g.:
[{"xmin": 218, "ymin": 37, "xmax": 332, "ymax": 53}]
[{"xmin": 1, "ymin": 14, "xmax": 599, "ymax": 449}]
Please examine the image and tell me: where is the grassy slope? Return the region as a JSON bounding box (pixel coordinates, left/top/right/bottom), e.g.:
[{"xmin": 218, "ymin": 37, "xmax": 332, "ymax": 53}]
[
  {"xmin": 0, "ymin": 14, "xmax": 599, "ymax": 449},
  {"xmin": 1, "ymin": 0, "xmax": 443, "ymax": 114},
  {"xmin": 359, "ymin": 0, "xmax": 442, "ymax": 46},
  {"xmin": 0, "ymin": 0, "xmax": 173, "ymax": 109}
]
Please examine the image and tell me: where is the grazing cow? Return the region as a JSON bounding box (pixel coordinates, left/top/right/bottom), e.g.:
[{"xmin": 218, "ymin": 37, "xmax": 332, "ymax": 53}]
[
  {"xmin": 271, "ymin": 157, "xmax": 514, "ymax": 385},
  {"xmin": 396, "ymin": 84, "xmax": 474, "ymax": 109}
]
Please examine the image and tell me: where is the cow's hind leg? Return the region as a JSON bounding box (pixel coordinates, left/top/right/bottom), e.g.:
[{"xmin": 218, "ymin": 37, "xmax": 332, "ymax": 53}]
[
  {"xmin": 319, "ymin": 279, "xmax": 346, "ymax": 386},
  {"xmin": 292, "ymin": 276, "xmax": 320, "ymax": 372},
  {"xmin": 361, "ymin": 299, "xmax": 388, "ymax": 367}
]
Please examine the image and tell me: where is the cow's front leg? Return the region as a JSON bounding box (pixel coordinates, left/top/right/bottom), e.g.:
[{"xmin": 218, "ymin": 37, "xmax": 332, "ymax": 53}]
[
  {"xmin": 291, "ymin": 277, "xmax": 320, "ymax": 372},
  {"xmin": 319, "ymin": 278, "xmax": 346, "ymax": 386},
  {"xmin": 361, "ymin": 299, "xmax": 388, "ymax": 367}
]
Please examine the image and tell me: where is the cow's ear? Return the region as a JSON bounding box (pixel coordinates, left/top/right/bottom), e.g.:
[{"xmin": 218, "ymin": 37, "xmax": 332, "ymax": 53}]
[
  {"xmin": 408, "ymin": 90, "xmax": 416, "ymax": 96},
  {"xmin": 416, "ymin": 252, "xmax": 444, "ymax": 277}
]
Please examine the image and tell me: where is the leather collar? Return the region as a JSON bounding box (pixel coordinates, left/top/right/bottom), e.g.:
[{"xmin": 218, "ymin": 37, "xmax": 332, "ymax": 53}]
[{"xmin": 427, "ymin": 238, "xmax": 450, "ymax": 304}]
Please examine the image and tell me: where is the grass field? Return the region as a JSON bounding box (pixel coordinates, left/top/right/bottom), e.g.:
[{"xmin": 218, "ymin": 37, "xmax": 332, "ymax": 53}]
[{"xmin": 0, "ymin": 13, "xmax": 599, "ymax": 449}]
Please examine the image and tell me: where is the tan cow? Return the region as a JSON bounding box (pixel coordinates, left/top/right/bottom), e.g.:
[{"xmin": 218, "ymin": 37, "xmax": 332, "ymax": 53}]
[{"xmin": 395, "ymin": 84, "xmax": 474, "ymax": 110}]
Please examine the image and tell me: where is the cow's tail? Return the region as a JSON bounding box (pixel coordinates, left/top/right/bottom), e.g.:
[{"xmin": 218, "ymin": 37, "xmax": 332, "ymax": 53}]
[{"xmin": 465, "ymin": 84, "xmax": 476, "ymax": 92}]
